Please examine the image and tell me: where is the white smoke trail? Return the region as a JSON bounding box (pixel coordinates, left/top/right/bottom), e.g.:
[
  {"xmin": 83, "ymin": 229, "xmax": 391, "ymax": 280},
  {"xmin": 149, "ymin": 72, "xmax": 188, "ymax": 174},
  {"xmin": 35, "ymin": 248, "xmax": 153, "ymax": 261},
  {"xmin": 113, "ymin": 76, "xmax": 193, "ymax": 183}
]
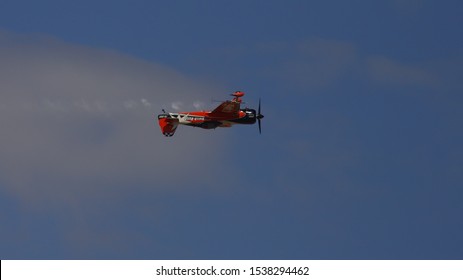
[
  {"xmin": 171, "ymin": 101, "xmax": 183, "ymax": 111},
  {"xmin": 193, "ymin": 100, "xmax": 205, "ymax": 110}
]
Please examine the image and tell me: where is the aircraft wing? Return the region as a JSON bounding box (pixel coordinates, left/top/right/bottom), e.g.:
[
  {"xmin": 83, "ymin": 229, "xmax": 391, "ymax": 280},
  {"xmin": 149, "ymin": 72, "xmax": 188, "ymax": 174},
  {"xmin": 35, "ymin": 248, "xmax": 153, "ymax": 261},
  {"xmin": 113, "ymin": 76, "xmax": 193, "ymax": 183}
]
[{"xmin": 209, "ymin": 100, "xmax": 240, "ymax": 118}]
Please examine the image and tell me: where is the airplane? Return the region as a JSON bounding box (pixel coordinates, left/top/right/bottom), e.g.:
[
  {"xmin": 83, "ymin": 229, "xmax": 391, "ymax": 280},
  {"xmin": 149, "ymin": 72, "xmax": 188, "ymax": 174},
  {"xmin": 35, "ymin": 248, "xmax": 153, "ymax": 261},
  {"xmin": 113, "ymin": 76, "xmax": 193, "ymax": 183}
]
[{"xmin": 157, "ymin": 91, "xmax": 264, "ymax": 137}]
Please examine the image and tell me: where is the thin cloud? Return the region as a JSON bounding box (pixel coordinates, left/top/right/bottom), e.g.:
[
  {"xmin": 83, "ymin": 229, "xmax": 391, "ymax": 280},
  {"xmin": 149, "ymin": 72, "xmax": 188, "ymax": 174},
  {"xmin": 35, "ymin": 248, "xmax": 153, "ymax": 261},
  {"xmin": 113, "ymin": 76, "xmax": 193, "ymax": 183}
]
[
  {"xmin": 391, "ymin": 0, "xmax": 425, "ymax": 14},
  {"xmin": 367, "ymin": 56, "xmax": 438, "ymax": 87},
  {"xmin": 0, "ymin": 31, "xmax": 226, "ymax": 204},
  {"xmin": 206, "ymin": 38, "xmax": 358, "ymax": 92}
]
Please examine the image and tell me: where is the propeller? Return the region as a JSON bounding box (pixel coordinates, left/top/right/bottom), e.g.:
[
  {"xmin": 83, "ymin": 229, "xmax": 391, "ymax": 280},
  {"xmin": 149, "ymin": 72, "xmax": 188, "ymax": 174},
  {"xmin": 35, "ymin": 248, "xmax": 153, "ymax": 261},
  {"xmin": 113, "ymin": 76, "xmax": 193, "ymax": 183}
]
[{"xmin": 257, "ymin": 98, "xmax": 264, "ymax": 134}]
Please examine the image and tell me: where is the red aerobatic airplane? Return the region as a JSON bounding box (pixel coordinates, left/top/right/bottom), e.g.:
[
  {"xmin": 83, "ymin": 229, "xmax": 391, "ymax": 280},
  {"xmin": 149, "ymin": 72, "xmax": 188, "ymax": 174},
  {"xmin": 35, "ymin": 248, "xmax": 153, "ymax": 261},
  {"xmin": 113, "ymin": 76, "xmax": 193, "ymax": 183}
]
[{"xmin": 157, "ymin": 91, "xmax": 264, "ymax": 137}]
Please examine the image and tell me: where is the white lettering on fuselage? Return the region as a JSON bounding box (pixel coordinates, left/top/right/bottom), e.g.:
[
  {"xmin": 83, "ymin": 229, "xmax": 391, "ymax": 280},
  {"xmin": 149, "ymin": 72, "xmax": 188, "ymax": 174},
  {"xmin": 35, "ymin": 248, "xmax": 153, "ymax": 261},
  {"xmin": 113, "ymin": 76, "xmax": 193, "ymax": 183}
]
[{"xmin": 169, "ymin": 113, "xmax": 205, "ymax": 124}]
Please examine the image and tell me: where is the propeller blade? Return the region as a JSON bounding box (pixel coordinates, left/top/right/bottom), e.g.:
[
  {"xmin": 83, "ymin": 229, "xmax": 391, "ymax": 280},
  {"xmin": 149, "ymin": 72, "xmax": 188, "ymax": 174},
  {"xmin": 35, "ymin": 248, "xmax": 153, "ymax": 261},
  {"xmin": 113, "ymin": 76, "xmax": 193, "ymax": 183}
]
[{"xmin": 256, "ymin": 98, "xmax": 264, "ymax": 134}]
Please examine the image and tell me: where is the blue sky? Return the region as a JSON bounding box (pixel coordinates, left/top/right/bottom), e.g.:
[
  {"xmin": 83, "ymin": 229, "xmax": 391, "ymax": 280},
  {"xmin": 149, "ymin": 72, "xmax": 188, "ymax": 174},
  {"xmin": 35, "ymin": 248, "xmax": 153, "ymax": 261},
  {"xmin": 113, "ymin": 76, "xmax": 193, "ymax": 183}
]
[{"xmin": 1, "ymin": 0, "xmax": 462, "ymax": 259}]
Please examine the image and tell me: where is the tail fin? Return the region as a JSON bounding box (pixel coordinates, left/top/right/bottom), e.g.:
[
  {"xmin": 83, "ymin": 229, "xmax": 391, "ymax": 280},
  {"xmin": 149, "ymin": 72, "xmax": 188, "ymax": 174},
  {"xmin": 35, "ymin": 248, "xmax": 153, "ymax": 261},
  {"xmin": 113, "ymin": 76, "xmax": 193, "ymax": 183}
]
[{"xmin": 157, "ymin": 114, "xmax": 179, "ymax": 137}]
